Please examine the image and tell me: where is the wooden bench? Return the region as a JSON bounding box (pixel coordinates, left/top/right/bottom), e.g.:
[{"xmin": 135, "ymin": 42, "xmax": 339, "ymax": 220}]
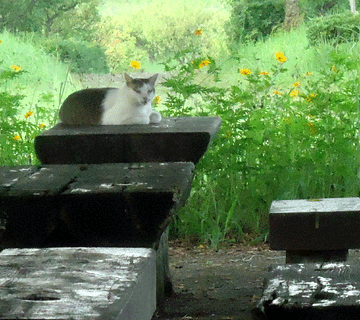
[
  {"xmin": 269, "ymin": 197, "xmax": 360, "ymax": 263},
  {"xmin": 1, "ymin": 117, "xmax": 221, "ymax": 318},
  {"xmin": 255, "ymin": 197, "xmax": 360, "ymax": 319},
  {"xmin": 34, "ymin": 117, "xmax": 221, "ymax": 165},
  {"xmin": 0, "ymin": 247, "xmax": 156, "ymax": 320}
]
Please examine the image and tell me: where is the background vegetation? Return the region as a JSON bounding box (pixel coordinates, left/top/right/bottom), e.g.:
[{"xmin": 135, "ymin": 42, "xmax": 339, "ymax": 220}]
[{"xmin": 1, "ymin": 0, "xmax": 360, "ymax": 247}]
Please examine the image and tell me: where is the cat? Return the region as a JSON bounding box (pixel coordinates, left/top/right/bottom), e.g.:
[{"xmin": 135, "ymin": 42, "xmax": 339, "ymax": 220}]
[{"xmin": 59, "ymin": 73, "xmax": 161, "ymax": 125}]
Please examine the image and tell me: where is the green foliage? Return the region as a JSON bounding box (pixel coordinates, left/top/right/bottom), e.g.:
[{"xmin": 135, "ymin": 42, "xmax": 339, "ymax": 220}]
[
  {"xmin": 0, "ymin": 31, "xmax": 79, "ymax": 166},
  {"xmin": 42, "ymin": 37, "xmax": 109, "ymax": 73},
  {"xmin": 227, "ymin": 0, "xmax": 285, "ymax": 44},
  {"xmin": 96, "ymin": 0, "xmax": 229, "ymax": 71},
  {"xmin": 93, "ymin": 17, "xmax": 149, "ymax": 73},
  {"xmin": 0, "ymin": 67, "xmax": 45, "ymax": 165},
  {"xmin": 0, "ymin": 0, "xmax": 101, "ymax": 36},
  {"xmin": 299, "ymin": 0, "xmax": 350, "ymax": 19},
  {"xmin": 162, "ymin": 44, "xmax": 360, "ymax": 248},
  {"xmin": 307, "ymin": 12, "xmax": 360, "ymax": 46}
]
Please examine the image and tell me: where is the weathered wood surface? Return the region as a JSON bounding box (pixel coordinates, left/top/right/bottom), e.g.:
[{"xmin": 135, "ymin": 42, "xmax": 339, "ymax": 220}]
[
  {"xmin": 0, "ymin": 247, "xmax": 156, "ymax": 320},
  {"xmin": 34, "ymin": 117, "xmax": 222, "ymax": 165},
  {"xmin": 269, "ymin": 198, "xmax": 360, "ymax": 251},
  {"xmin": 256, "ymin": 262, "xmax": 360, "ymax": 319},
  {"xmin": 0, "ymin": 162, "xmax": 194, "ymax": 248}
]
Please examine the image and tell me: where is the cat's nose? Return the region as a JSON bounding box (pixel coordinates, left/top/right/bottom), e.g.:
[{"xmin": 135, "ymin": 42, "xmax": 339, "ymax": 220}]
[{"xmin": 143, "ymin": 98, "xmax": 149, "ymax": 104}]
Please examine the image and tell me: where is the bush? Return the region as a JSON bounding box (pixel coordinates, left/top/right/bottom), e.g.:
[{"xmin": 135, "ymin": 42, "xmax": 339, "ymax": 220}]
[
  {"xmin": 43, "ymin": 37, "xmax": 109, "ymax": 74},
  {"xmin": 227, "ymin": 0, "xmax": 285, "ymax": 44},
  {"xmin": 299, "ymin": 0, "xmax": 350, "ymax": 19},
  {"xmin": 96, "ymin": 0, "xmax": 229, "ymax": 71},
  {"xmin": 161, "ymin": 47, "xmax": 360, "ymax": 247},
  {"xmin": 307, "ymin": 12, "xmax": 360, "ymax": 45},
  {"xmin": 94, "ymin": 17, "xmax": 149, "ymax": 73}
]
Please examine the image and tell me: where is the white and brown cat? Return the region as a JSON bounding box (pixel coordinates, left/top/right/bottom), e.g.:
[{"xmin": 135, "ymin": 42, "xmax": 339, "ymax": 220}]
[{"xmin": 59, "ymin": 73, "xmax": 161, "ymax": 125}]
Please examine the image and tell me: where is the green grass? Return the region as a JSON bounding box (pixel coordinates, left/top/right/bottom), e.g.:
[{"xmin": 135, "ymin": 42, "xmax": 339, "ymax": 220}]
[
  {"xmin": 0, "ymin": 30, "xmax": 81, "ymax": 166},
  {"xmin": 0, "ymin": 31, "xmax": 79, "ymax": 109}
]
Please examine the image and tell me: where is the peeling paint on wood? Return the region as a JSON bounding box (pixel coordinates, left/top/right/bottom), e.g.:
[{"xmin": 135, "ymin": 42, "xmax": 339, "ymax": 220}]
[
  {"xmin": 256, "ymin": 262, "xmax": 360, "ymax": 319},
  {"xmin": 0, "ymin": 247, "xmax": 156, "ymax": 320}
]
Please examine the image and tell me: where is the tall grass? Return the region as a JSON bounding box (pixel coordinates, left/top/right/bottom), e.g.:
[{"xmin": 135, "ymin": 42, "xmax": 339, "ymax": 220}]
[
  {"xmin": 0, "ymin": 31, "xmax": 80, "ymax": 166},
  {"xmin": 161, "ymin": 26, "xmax": 360, "ymax": 247}
]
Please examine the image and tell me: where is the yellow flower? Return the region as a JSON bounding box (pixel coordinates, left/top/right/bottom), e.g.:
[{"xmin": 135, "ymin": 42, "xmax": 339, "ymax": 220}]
[
  {"xmin": 39, "ymin": 124, "xmax": 46, "ymax": 129},
  {"xmin": 154, "ymin": 95, "xmax": 161, "ymax": 105},
  {"xmin": 130, "ymin": 61, "xmax": 141, "ymax": 69},
  {"xmin": 289, "ymin": 89, "xmax": 299, "ymax": 98},
  {"xmin": 331, "ymin": 65, "xmax": 338, "ymax": 73},
  {"xmin": 24, "ymin": 111, "xmax": 33, "ymax": 119},
  {"xmin": 293, "ymin": 81, "xmax": 301, "ymax": 87},
  {"xmin": 199, "ymin": 59, "xmax": 211, "ymax": 68},
  {"xmin": 0, "ymin": 40, "xmax": 2, "ymax": 44},
  {"xmin": 195, "ymin": 29, "xmax": 203, "ymax": 35},
  {"xmin": 13, "ymin": 135, "xmax": 21, "ymax": 140},
  {"xmin": 259, "ymin": 71, "xmax": 269, "ymax": 76},
  {"xmin": 305, "ymin": 72, "xmax": 313, "ymax": 75},
  {"xmin": 273, "ymin": 90, "xmax": 283, "ymax": 95},
  {"xmin": 10, "ymin": 65, "xmax": 22, "ymax": 72},
  {"xmin": 283, "ymin": 117, "xmax": 291, "ymax": 124},
  {"xmin": 239, "ymin": 68, "xmax": 251, "ymax": 75},
  {"xmin": 306, "ymin": 93, "xmax": 317, "ymax": 102},
  {"xmin": 275, "ymin": 51, "xmax": 287, "ymax": 63},
  {"xmin": 306, "ymin": 122, "xmax": 316, "ymax": 135}
]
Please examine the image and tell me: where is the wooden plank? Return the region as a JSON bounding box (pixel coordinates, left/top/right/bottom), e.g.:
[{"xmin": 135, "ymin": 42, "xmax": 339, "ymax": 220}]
[
  {"xmin": 256, "ymin": 262, "xmax": 360, "ymax": 319},
  {"xmin": 0, "ymin": 166, "xmax": 35, "ymax": 194},
  {"xmin": 0, "ymin": 163, "xmax": 194, "ymax": 247},
  {"xmin": 269, "ymin": 198, "xmax": 360, "ymax": 251},
  {"xmin": 0, "ymin": 247, "xmax": 156, "ymax": 320},
  {"xmin": 34, "ymin": 117, "xmax": 222, "ymax": 165},
  {"xmin": 7, "ymin": 165, "xmax": 80, "ymax": 197}
]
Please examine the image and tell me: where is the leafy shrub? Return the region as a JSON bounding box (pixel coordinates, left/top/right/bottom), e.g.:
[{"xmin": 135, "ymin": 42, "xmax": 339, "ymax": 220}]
[
  {"xmin": 299, "ymin": 0, "xmax": 350, "ymax": 19},
  {"xmin": 227, "ymin": 0, "xmax": 285, "ymax": 44},
  {"xmin": 96, "ymin": 0, "xmax": 229, "ymax": 70},
  {"xmin": 307, "ymin": 12, "xmax": 360, "ymax": 45},
  {"xmin": 162, "ymin": 46, "xmax": 360, "ymax": 247},
  {"xmin": 94, "ymin": 17, "xmax": 149, "ymax": 73},
  {"xmin": 43, "ymin": 37, "xmax": 109, "ymax": 74},
  {"xmin": 123, "ymin": 0, "xmax": 230, "ymax": 61},
  {"xmin": 0, "ymin": 66, "xmax": 50, "ymax": 166}
]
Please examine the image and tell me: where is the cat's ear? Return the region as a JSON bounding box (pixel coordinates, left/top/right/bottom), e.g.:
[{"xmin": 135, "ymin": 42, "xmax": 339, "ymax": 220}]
[
  {"xmin": 148, "ymin": 73, "xmax": 158, "ymax": 86},
  {"xmin": 124, "ymin": 73, "xmax": 133, "ymax": 86}
]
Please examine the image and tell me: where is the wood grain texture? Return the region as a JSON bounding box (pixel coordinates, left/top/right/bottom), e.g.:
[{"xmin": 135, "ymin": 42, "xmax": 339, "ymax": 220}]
[
  {"xmin": 0, "ymin": 247, "xmax": 156, "ymax": 320},
  {"xmin": 269, "ymin": 198, "xmax": 360, "ymax": 251}
]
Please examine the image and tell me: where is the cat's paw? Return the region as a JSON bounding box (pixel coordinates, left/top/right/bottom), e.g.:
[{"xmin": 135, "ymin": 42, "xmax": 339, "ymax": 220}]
[{"xmin": 149, "ymin": 111, "xmax": 162, "ymax": 124}]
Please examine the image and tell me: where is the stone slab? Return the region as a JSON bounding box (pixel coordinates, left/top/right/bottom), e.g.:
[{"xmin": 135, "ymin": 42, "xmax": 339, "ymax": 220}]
[
  {"xmin": 0, "ymin": 247, "xmax": 156, "ymax": 320},
  {"xmin": 34, "ymin": 117, "xmax": 222, "ymax": 165},
  {"xmin": 269, "ymin": 198, "xmax": 360, "ymax": 251},
  {"xmin": 256, "ymin": 262, "xmax": 360, "ymax": 319}
]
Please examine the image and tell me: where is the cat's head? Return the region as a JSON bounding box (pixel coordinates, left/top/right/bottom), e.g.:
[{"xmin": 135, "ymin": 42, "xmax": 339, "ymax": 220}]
[{"xmin": 124, "ymin": 73, "xmax": 158, "ymax": 106}]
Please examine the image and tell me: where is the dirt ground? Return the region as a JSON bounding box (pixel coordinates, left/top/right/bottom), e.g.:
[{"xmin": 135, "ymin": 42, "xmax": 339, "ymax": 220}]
[{"xmin": 152, "ymin": 241, "xmax": 285, "ymax": 320}]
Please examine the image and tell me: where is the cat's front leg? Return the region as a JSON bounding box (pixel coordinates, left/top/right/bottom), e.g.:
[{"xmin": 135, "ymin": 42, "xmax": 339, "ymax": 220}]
[{"xmin": 149, "ymin": 111, "xmax": 162, "ymax": 124}]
